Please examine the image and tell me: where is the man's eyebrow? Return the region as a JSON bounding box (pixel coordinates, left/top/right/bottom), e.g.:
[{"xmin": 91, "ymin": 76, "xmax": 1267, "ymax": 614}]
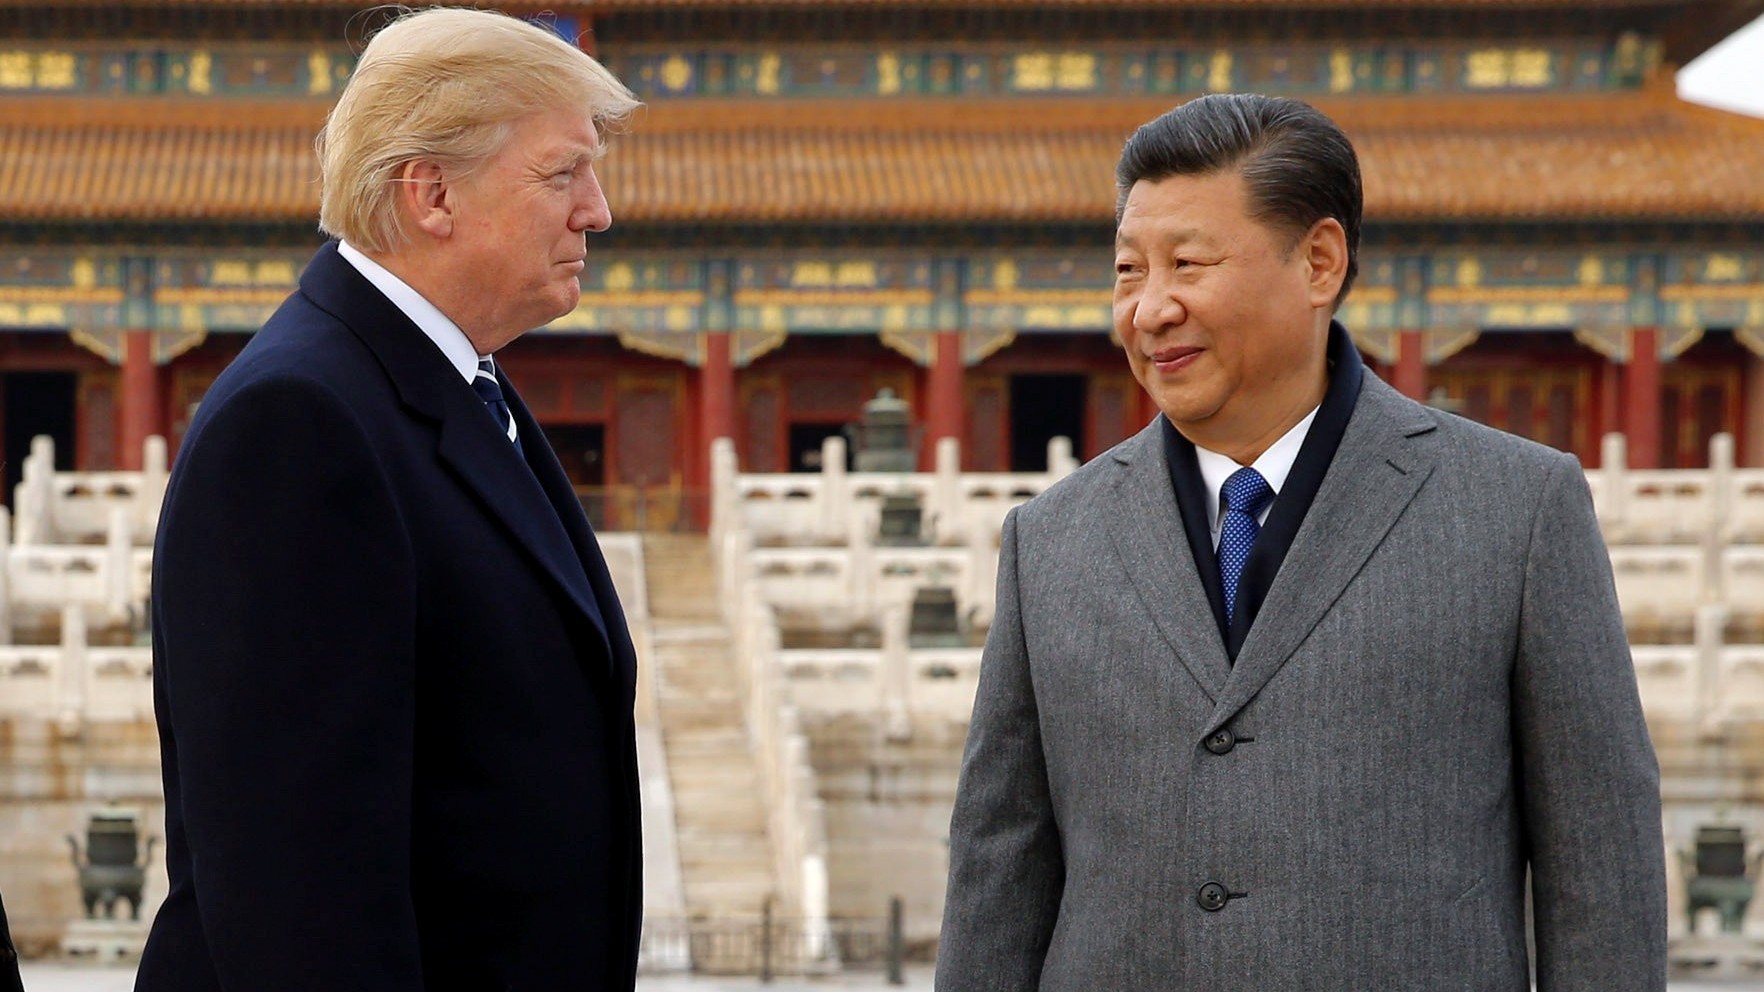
[{"xmin": 542, "ymin": 148, "xmax": 599, "ymax": 171}]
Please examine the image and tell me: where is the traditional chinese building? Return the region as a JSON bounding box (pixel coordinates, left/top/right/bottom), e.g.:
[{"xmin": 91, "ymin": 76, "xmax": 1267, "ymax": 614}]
[{"xmin": 0, "ymin": 0, "xmax": 1762, "ymax": 529}]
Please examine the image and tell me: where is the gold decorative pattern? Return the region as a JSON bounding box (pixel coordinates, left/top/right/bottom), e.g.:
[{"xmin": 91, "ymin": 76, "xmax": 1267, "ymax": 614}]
[
  {"xmin": 1703, "ymin": 254, "xmax": 1745, "ymax": 281},
  {"xmin": 1467, "ymin": 48, "xmax": 1553, "ymax": 88},
  {"xmin": 188, "ymin": 51, "xmax": 212, "ymax": 95},
  {"xmin": 1329, "ymin": 50, "xmax": 1354, "ymax": 93},
  {"xmin": 1208, "ymin": 51, "xmax": 1233, "ymax": 91},
  {"xmin": 1455, "ymin": 258, "xmax": 1482, "ymax": 288},
  {"xmin": 307, "ymin": 52, "xmax": 332, "ymax": 95},
  {"xmin": 1056, "ymin": 53, "xmax": 1097, "ymax": 91},
  {"xmin": 1578, "ymin": 255, "xmax": 1603, "ymax": 286},
  {"xmin": 35, "ymin": 51, "xmax": 74, "ymax": 89},
  {"xmin": 755, "ymin": 53, "xmax": 781, "ymax": 95},
  {"xmin": 660, "ymin": 55, "xmax": 692, "ymax": 92},
  {"xmin": 876, "ymin": 52, "xmax": 901, "ymax": 95},
  {"xmin": 1012, "ymin": 53, "xmax": 1054, "ymax": 91}
]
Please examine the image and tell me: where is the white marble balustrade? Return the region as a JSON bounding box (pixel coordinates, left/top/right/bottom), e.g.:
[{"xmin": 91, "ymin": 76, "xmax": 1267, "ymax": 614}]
[
  {"xmin": 12, "ymin": 436, "xmax": 168, "ymax": 548},
  {"xmin": 1592, "ymin": 433, "xmax": 1763, "ymax": 547},
  {"xmin": 0, "ymin": 605, "xmax": 152, "ymax": 725}
]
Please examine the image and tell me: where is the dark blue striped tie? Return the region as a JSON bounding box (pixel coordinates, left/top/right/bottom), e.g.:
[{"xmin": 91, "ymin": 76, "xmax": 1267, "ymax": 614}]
[
  {"xmin": 1218, "ymin": 467, "xmax": 1274, "ymax": 628},
  {"xmin": 472, "ymin": 358, "xmax": 522, "ymax": 456}
]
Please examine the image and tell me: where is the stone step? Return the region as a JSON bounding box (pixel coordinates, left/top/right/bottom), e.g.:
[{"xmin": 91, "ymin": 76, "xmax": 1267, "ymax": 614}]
[
  {"xmin": 651, "ymin": 627, "xmax": 731, "ymax": 644},
  {"xmin": 676, "ymin": 816, "xmax": 769, "ymax": 834},
  {"xmin": 675, "ymin": 835, "xmax": 771, "ymax": 853},
  {"xmin": 658, "ymin": 698, "xmax": 742, "ymax": 712},
  {"xmin": 663, "ymin": 677, "xmax": 744, "ymax": 695},
  {"xmin": 665, "ymin": 772, "xmax": 759, "ymax": 788},
  {"xmin": 643, "ymin": 534, "xmax": 785, "ymax": 925},
  {"xmin": 658, "ymin": 712, "xmax": 745, "ymax": 731},
  {"xmin": 663, "ymin": 733, "xmax": 753, "ymax": 752}
]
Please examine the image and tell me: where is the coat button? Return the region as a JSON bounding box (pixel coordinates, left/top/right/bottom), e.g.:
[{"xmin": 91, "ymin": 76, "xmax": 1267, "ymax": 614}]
[
  {"xmin": 1204, "ymin": 729, "xmax": 1235, "ymax": 755},
  {"xmin": 1197, "ymin": 882, "xmax": 1229, "ymax": 911}
]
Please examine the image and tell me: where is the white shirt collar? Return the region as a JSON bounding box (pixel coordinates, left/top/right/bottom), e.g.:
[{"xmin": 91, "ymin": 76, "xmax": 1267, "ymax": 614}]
[
  {"xmin": 336, "ymin": 240, "xmax": 485, "ymax": 383},
  {"xmin": 1193, "ymin": 406, "xmax": 1320, "ymax": 547}
]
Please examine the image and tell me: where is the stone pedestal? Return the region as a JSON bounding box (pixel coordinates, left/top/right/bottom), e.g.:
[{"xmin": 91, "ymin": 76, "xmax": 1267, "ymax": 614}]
[
  {"xmin": 1670, "ymin": 933, "xmax": 1764, "ymax": 980},
  {"xmin": 59, "ymin": 918, "xmax": 148, "ymax": 963}
]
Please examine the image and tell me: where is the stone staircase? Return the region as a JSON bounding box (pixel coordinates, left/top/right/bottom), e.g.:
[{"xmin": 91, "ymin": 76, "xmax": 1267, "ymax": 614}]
[{"xmin": 643, "ymin": 534, "xmax": 780, "ymax": 929}]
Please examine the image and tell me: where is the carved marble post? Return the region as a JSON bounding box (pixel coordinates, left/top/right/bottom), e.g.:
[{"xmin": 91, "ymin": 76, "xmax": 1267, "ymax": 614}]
[
  {"xmin": 104, "ymin": 507, "xmax": 131, "ymax": 627},
  {"xmin": 819, "ymin": 435, "xmax": 847, "ymax": 544}
]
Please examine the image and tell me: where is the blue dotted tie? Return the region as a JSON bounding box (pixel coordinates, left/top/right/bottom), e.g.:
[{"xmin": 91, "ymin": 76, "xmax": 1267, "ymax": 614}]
[
  {"xmin": 472, "ymin": 358, "xmax": 522, "ymax": 456},
  {"xmin": 1218, "ymin": 467, "xmax": 1275, "ymax": 628}
]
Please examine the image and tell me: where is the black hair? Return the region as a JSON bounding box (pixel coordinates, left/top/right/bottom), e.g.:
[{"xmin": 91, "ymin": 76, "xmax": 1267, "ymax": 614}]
[{"xmin": 1116, "ymin": 93, "xmax": 1362, "ymax": 306}]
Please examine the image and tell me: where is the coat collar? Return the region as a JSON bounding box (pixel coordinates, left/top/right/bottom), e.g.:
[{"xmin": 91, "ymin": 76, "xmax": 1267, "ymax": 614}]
[{"xmin": 297, "ymin": 243, "xmax": 614, "ymax": 665}]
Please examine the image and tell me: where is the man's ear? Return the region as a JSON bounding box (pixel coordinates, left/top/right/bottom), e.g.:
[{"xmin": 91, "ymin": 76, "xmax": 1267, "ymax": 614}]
[
  {"xmin": 1302, "ymin": 217, "xmax": 1349, "ymax": 310},
  {"xmin": 398, "ymin": 159, "xmax": 454, "ymax": 239}
]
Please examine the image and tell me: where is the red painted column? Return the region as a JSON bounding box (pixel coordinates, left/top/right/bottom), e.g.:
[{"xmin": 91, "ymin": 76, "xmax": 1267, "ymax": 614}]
[
  {"xmin": 699, "ymin": 330, "xmax": 734, "ymax": 468},
  {"xmin": 1394, "ymin": 329, "xmax": 1427, "ymax": 402},
  {"xmin": 1624, "ymin": 327, "xmax": 1661, "ymax": 470},
  {"xmin": 119, "ymin": 330, "xmax": 159, "ymax": 471},
  {"xmin": 925, "ymin": 330, "xmax": 963, "ymax": 469}
]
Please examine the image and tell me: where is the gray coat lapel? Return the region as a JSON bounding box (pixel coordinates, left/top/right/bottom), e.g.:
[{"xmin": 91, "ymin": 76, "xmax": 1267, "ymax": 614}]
[
  {"xmin": 1104, "ymin": 422, "xmax": 1232, "ymax": 700},
  {"xmin": 1205, "ymin": 376, "xmax": 1438, "ymax": 733}
]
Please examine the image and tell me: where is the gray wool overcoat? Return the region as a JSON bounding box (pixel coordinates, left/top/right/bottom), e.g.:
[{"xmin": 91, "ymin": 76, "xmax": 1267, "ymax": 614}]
[{"xmin": 936, "ymin": 373, "xmax": 1666, "ymax": 991}]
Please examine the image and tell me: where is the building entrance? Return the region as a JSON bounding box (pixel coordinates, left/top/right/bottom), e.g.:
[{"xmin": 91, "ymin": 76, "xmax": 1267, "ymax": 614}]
[
  {"xmin": 788, "ymin": 422, "xmax": 855, "ymax": 473},
  {"xmin": 3, "ymin": 371, "xmax": 76, "ymax": 506},
  {"xmin": 1009, "ymin": 374, "xmax": 1086, "ymax": 471},
  {"xmin": 543, "ymin": 424, "xmax": 606, "ymax": 489}
]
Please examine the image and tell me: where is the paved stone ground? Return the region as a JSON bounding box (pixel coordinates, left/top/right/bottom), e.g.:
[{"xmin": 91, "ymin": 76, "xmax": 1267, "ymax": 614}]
[
  {"xmin": 17, "ymin": 964, "xmax": 940, "ymax": 991},
  {"xmin": 18, "ymin": 964, "xmax": 1764, "ymax": 990}
]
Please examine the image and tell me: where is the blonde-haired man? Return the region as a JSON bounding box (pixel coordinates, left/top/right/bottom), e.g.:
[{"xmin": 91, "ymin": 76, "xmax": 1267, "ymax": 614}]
[{"xmin": 139, "ymin": 10, "xmax": 644, "ymax": 990}]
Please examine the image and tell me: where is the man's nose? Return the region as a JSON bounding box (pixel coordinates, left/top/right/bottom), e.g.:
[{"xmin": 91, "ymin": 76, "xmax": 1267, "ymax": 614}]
[
  {"xmin": 573, "ymin": 172, "xmax": 612, "ymax": 233},
  {"xmin": 1132, "ymin": 274, "xmax": 1186, "ymax": 333}
]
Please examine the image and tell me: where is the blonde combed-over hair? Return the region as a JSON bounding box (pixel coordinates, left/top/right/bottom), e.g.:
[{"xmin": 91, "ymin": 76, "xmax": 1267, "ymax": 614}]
[{"xmin": 317, "ymin": 7, "xmax": 640, "ymax": 254}]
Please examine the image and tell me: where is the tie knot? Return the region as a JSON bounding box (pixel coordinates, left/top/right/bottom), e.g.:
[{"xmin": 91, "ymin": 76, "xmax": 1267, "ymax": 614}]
[
  {"xmin": 472, "ymin": 359, "xmax": 504, "ymax": 403},
  {"xmin": 1221, "ymin": 467, "xmax": 1274, "ymax": 518}
]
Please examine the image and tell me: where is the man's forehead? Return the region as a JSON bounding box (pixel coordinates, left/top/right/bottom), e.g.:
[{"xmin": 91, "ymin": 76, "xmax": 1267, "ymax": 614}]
[{"xmin": 1115, "ymin": 173, "xmax": 1243, "ymax": 243}]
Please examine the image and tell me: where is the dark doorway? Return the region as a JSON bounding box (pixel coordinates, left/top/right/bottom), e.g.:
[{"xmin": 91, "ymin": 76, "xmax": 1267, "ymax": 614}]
[
  {"xmin": 3, "ymin": 372, "xmax": 76, "ymax": 507},
  {"xmin": 1009, "ymin": 374, "xmax": 1086, "ymax": 471},
  {"xmin": 542, "ymin": 424, "xmax": 606, "ymax": 489},
  {"xmin": 788, "ymin": 422, "xmax": 856, "ymax": 473}
]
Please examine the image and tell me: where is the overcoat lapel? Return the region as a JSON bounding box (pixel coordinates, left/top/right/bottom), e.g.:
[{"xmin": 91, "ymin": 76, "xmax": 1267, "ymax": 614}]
[
  {"xmin": 433, "ymin": 388, "xmax": 612, "ymax": 650},
  {"xmin": 502, "ymin": 379, "xmax": 637, "ymax": 700},
  {"xmin": 1103, "ymin": 421, "xmax": 1232, "ymax": 700},
  {"xmin": 1203, "ymin": 377, "xmax": 1437, "ymax": 734},
  {"xmin": 297, "ymin": 244, "xmax": 612, "ymax": 670}
]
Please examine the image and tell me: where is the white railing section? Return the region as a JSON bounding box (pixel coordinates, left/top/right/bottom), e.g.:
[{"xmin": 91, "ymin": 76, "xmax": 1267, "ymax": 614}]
[{"xmin": 1, "ymin": 435, "xmax": 163, "ymax": 728}]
